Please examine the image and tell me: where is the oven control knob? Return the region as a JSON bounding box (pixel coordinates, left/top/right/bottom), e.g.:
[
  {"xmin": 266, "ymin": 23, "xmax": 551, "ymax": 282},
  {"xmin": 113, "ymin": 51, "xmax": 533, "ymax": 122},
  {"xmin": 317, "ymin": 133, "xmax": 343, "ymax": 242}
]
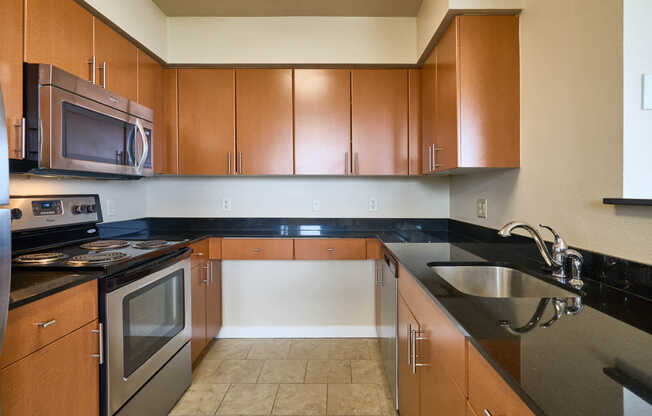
[
  {"xmin": 10, "ymin": 208, "xmax": 22, "ymax": 220},
  {"xmin": 87, "ymin": 204, "xmax": 97, "ymax": 213},
  {"xmin": 72, "ymin": 205, "xmax": 83, "ymax": 215}
]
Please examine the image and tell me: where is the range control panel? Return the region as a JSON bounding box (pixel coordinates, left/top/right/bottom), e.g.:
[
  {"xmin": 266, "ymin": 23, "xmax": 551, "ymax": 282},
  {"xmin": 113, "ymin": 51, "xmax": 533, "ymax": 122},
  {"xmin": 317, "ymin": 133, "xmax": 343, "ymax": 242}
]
[{"xmin": 9, "ymin": 195, "xmax": 102, "ymax": 231}]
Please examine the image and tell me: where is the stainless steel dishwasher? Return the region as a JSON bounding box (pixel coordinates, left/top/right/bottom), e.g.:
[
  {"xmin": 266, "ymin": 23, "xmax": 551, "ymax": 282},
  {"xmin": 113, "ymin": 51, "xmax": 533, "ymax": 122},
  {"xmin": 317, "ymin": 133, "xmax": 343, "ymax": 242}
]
[{"xmin": 380, "ymin": 249, "xmax": 398, "ymax": 410}]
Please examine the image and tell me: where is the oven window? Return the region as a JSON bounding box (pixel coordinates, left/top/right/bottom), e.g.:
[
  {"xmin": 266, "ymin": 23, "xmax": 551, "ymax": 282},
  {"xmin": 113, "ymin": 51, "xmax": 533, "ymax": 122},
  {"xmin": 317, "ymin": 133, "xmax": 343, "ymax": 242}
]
[
  {"xmin": 122, "ymin": 269, "xmax": 185, "ymax": 378},
  {"xmin": 62, "ymin": 102, "xmax": 136, "ymax": 166}
]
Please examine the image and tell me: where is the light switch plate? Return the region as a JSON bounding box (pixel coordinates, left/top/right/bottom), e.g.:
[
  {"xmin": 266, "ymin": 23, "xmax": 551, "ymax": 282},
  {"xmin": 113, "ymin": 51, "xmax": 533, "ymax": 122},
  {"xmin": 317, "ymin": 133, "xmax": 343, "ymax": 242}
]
[
  {"xmin": 312, "ymin": 199, "xmax": 321, "ymax": 212},
  {"xmin": 476, "ymin": 198, "xmax": 488, "ymax": 219},
  {"xmin": 222, "ymin": 198, "xmax": 232, "ymax": 211},
  {"xmin": 106, "ymin": 199, "xmax": 116, "ymax": 217},
  {"xmin": 368, "ymin": 198, "xmax": 378, "ymax": 212},
  {"xmin": 643, "ymin": 74, "xmax": 652, "ymax": 110}
]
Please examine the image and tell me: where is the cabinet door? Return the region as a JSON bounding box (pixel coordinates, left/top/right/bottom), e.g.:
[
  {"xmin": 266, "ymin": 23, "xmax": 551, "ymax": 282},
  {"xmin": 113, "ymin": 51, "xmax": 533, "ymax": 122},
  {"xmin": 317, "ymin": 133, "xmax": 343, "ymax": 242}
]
[
  {"xmin": 435, "ymin": 17, "xmax": 459, "ymax": 171},
  {"xmin": 294, "ymin": 69, "xmax": 351, "ymax": 175},
  {"xmin": 420, "ymin": 50, "xmax": 436, "ymax": 174},
  {"xmin": 0, "ymin": 0, "xmax": 24, "ymax": 159},
  {"xmin": 138, "ymin": 50, "xmax": 164, "ymax": 173},
  {"xmin": 191, "ymin": 262, "xmax": 208, "ymax": 363},
  {"xmin": 235, "ymin": 69, "xmax": 293, "ymax": 175},
  {"xmin": 25, "ymin": 0, "xmax": 94, "ymax": 81},
  {"xmin": 408, "ymin": 69, "xmax": 422, "ymax": 175},
  {"xmin": 162, "ymin": 68, "xmax": 179, "ymax": 174},
  {"xmin": 178, "ymin": 69, "xmax": 235, "ymax": 175},
  {"xmin": 0, "ymin": 320, "xmax": 100, "ymax": 415},
  {"xmin": 398, "ymin": 293, "xmax": 420, "ymax": 416},
  {"xmin": 352, "ymin": 69, "xmax": 408, "ymax": 175},
  {"xmin": 206, "ymin": 260, "xmax": 222, "ymax": 341},
  {"xmin": 94, "ymin": 18, "xmax": 138, "ymax": 101}
]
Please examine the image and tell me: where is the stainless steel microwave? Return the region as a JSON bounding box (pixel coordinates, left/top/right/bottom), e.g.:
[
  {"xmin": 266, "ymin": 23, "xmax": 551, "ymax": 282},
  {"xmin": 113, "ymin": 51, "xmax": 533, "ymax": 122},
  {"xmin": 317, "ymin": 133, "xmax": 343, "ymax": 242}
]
[{"xmin": 11, "ymin": 64, "xmax": 154, "ymax": 178}]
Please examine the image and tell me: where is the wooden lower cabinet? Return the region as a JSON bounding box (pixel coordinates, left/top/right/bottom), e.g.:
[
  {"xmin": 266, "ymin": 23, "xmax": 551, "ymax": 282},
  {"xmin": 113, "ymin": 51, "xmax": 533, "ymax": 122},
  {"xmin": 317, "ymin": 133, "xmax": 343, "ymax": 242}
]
[
  {"xmin": 294, "ymin": 238, "xmax": 366, "ymax": 260},
  {"xmin": 190, "ymin": 239, "xmax": 223, "ymax": 363},
  {"xmin": 398, "ymin": 293, "xmax": 420, "ymax": 416},
  {"xmin": 1, "ymin": 320, "xmax": 100, "ymax": 415}
]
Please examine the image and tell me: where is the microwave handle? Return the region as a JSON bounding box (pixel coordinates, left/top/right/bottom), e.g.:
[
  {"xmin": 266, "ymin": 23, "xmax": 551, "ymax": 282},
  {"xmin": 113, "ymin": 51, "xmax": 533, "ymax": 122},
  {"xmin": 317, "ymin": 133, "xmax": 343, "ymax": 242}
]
[{"xmin": 135, "ymin": 119, "xmax": 149, "ymax": 174}]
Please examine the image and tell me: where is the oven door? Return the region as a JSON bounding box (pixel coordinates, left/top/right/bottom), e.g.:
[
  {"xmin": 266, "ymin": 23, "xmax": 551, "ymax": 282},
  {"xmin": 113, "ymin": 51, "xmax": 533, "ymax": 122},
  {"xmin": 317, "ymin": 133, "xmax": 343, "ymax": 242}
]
[
  {"xmin": 40, "ymin": 85, "xmax": 153, "ymax": 177},
  {"xmin": 106, "ymin": 257, "xmax": 190, "ymax": 415}
]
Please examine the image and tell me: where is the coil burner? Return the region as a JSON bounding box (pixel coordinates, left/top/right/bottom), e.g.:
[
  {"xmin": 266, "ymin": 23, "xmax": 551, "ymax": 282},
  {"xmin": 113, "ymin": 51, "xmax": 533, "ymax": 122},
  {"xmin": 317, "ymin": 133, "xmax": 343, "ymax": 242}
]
[
  {"xmin": 14, "ymin": 252, "xmax": 68, "ymax": 264},
  {"xmin": 80, "ymin": 240, "xmax": 131, "ymax": 250},
  {"xmin": 131, "ymin": 240, "xmax": 170, "ymax": 249},
  {"xmin": 67, "ymin": 251, "xmax": 129, "ymax": 266}
]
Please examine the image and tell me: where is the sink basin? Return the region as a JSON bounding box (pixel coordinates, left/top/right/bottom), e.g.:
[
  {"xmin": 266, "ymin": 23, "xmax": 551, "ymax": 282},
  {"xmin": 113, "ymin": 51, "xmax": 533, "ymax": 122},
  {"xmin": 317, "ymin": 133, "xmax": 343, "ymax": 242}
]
[{"xmin": 430, "ymin": 265, "xmax": 577, "ymax": 298}]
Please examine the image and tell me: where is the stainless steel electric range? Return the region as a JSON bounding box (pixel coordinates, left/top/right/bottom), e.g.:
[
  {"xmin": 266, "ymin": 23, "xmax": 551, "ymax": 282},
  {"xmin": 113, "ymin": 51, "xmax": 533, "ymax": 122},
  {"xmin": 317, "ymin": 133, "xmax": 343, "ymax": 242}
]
[{"xmin": 10, "ymin": 194, "xmax": 192, "ymax": 416}]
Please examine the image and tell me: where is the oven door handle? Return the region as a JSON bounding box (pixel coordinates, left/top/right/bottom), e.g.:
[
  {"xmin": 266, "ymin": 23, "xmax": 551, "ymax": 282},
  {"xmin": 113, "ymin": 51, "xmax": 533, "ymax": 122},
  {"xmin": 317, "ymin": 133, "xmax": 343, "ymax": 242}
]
[{"xmin": 135, "ymin": 119, "xmax": 148, "ymax": 175}]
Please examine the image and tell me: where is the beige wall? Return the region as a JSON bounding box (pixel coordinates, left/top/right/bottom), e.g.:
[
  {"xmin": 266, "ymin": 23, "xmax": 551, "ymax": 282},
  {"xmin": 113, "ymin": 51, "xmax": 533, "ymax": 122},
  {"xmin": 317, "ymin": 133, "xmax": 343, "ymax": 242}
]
[
  {"xmin": 450, "ymin": 0, "xmax": 652, "ymax": 265},
  {"xmin": 84, "ymin": 0, "xmax": 167, "ymax": 58},
  {"xmin": 166, "ymin": 16, "xmax": 417, "ymax": 64}
]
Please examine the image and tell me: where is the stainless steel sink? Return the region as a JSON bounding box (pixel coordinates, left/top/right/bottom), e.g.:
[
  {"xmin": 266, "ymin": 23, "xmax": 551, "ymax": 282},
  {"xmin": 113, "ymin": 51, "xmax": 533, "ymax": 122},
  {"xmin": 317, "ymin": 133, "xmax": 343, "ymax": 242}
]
[{"xmin": 430, "ymin": 265, "xmax": 577, "ymax": 298}]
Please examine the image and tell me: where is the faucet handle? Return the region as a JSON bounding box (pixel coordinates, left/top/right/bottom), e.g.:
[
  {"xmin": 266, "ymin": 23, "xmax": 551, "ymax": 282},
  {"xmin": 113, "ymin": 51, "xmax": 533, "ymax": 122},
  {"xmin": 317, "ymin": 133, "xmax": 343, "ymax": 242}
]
[
  {"xmin": 564, "ymin": 249, "xmax": 584, "ymax": 289},
  {"xmin": 538, "ymin": 224, "xmax": 568, "ymax": 252}
]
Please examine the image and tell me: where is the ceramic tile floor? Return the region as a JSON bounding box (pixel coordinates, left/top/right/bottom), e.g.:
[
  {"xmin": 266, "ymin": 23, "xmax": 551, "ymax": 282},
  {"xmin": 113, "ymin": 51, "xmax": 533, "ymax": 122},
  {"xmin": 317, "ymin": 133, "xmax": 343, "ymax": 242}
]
[{"xmin": 169, "ymin": 338, "xmax": 397, "ymax": 416}]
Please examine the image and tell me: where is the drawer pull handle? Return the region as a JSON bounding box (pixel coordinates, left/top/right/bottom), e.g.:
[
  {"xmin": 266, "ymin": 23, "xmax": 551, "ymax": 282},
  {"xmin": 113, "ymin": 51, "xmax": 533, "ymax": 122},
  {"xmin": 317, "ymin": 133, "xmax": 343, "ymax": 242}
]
[
  {"xmin": 483, "ymin": 410, "xmax": 493, "ymax": 416},
  {"xmin": 35, "ymin": 319, "xmax": 56, "ymax": 329},
  {"xmin": 252, "ymin": 248, "xmax": 261, "ymax": 252},
  {"xmin": 193, "ymin": 252, "xmax": 204, "ymax": 256},
  {"xmin": 327, "ymin": 248, "xmax": 335, "ymax": 252}
]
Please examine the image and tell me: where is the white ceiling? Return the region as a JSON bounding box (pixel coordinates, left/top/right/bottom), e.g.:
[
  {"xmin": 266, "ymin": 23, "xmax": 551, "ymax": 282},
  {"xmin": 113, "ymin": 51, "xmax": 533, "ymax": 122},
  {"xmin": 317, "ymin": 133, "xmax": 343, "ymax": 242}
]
[{"xmin": 152, "ymin": 0, "xmax": 424, "ymax": 17}]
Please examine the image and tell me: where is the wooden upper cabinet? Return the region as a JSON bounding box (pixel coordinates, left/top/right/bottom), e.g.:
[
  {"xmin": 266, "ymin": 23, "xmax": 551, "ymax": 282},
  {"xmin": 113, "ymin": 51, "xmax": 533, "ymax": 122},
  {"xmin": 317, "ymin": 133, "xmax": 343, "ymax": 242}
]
[
  {"xmin": 435, "ymin": 15, "xmax": 520, "ymax": 172},
  {"xmin": 161, "ymin": 69, "xmax": 179, "ymax": 174},
  {"xmin": 435, "ymin": 19, "xmax": 459, "ymax": 172},
  {"xmin": 0, "ymin": 0, "xmax": 24, "ymax": 159},
  {"xmin": 421, "ymin": 50, "xmax": 436, "ymax": 174},
  {"xmin": 458, "ymin": 15, "xmax": 519, "ymax": 168},
  {"xmin": 24, "ymin": 0, "xmax": 94, "ymax": 81},
  {"xmin": 408, "ymin": 69, "xmax": 422, "ymax": 175},
  {"xmin": 352, "ymin": 69, "xmax": 408, "ymax": 175},
  {"xmin": 236, "ymin": 69, "xmax": 293, "ymax": 175},
  {"xmin": 294, "ymin": 69, "xmax": 351, "ymax": 175},
  {"xmin": 178, "ymin": 69, "xmax": 235, "ymax": 175},
  {"xmin": 137, "ymin": 50, "xmax": 164, "ymax": 173},
  {"xmin": 94, "ymin": 18, "xmax": 138, "ymax": 101}
]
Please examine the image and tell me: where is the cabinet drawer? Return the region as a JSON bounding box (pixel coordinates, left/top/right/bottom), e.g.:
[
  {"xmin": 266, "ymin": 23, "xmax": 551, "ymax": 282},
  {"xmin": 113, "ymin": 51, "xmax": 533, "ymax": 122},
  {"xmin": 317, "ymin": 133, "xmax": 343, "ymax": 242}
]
[
  {"xmin": 222, "ymin": 238, "xmax": 294, "ymax": 260},
  {"xmin": 209, "ymin": 237, "xmax": 222, "ymax": 259},
  {"xmin": 365, "ymin": 238, "xmax": 383, "ymax": 259},
  {"xmin": 294, "ymin": 239, "xmax": 366, "ymax": 260},
  {"xmin": 468, "ymin": 342, "xmax": 534, "ymax": 416},
  {"xmin": 189, "ymin": 239, "xmax": 210, "ymax": 266},
  {"xmin": 0, "ymin": 280, "xmax": 98, "ymax": 368},
  {"xmin": 1, "ymin": 320, "xmax": 100, "ymax": 415}
]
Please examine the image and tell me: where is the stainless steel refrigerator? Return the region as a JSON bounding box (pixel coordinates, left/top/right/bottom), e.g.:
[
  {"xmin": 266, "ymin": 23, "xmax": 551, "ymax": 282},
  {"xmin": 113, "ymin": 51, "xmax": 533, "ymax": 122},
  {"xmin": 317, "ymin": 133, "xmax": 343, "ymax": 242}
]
[{"xmin": 0, "ymin": 84, "xmax": 13, "ymax": 411}]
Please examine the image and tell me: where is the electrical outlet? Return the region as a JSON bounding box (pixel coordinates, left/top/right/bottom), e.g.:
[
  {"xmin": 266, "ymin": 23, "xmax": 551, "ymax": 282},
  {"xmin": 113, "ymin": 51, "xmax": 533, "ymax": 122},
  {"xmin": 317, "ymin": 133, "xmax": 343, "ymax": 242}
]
[
  {"xmin": 368, "ymin": 198, "xmax": 378, "ymax": 212},
  {"xmin": 476, "ymin": 198, "xmax": 488, "ymax": 219},
  {"xmin": 312, "ymin": 199, "xmax": 321, "ymax": 212},
  {"xmin": 222, "ymin": 198, "xmax": 232, "ymax": 211},
  {"xmin": 106, "ymin": 199, "xmax": 117, "ymax": 217}
]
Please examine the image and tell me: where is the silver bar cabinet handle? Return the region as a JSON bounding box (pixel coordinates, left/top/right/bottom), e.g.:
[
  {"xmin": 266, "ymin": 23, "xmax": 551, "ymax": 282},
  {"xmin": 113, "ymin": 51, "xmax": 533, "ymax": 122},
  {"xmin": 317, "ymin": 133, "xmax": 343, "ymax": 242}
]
[
  {"xmin": 89, "ymin": 56, "xmax": 96, "ymax": 84},
  {"xmin": 433, "ymin": 147, "xmax": 443, "ymax": 170},
  {"xmin": 429, "ymin": 145, "xmax": 433, "ymax": 172},
  {"xmin": 238, "ymin": 152, "xmax": 243, "ymax": 175},
  {"xmin": 407, "ymin": 324, "xmax": 412, "ymax": 366},
  {"xmin": 15, "ymin": 118, "xmax": 26, "ymax": 159},
  {"xmin": 410, "ymin": 328, "xmax": 416, "ymax": 373},
  {"xmin": 91, "ymin": 323, "xmax": 104, "ymax": 364},
  {"xmin": 354, "ymin": 152, "xmax": 359, "ymax": 175},
  {"xmin": 227, "ymin": 152, "xmax": 232, "ymax": 175},
  {"xmin": 35, "ymin": 319, "xmax": 56, "ymax": 329},
  {"xmin": 98, "ymin": 61, "xmax": 107, "ymax": 88},
  {"xmin": 344, "ymin": 152, "xmax": 349, "ymax": 175},
  {"xmin": 483, "ymin": 410, "xmax": 493, "ymax": 416}
]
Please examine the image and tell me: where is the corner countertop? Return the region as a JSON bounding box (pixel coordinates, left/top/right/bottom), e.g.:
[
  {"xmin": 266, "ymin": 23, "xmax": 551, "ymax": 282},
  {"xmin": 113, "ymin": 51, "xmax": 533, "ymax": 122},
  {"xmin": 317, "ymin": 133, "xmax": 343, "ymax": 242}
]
[{"xmin": 386, "ymin": 242, "xmax": 652, "ymax": 416}]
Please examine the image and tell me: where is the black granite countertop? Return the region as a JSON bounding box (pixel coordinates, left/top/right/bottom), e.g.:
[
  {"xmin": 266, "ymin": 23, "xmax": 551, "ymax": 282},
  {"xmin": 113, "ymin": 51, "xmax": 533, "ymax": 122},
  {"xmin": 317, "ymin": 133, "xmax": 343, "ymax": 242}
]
[
  {"xmin": 9, "ymin": 269, "xmax": 101, "ymax": 309},
  {"xmin": 11, "ymin": 217, "xmax": 652, "ymax": 415}
]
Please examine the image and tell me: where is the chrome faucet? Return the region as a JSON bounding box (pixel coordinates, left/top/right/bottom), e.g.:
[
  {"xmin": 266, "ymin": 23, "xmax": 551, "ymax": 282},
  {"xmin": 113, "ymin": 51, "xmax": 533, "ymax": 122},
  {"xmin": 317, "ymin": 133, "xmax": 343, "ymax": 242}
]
[{"xmin": 498, "ymin": 222, "xmax": 584, "ymax": 287}]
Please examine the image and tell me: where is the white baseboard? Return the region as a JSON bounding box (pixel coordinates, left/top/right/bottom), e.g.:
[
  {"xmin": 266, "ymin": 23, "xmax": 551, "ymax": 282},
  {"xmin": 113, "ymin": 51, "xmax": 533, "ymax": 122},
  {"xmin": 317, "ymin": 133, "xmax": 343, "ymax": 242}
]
[{"xmin": 216, "ymin": 325, "xmax": 377, "ymax": 339}]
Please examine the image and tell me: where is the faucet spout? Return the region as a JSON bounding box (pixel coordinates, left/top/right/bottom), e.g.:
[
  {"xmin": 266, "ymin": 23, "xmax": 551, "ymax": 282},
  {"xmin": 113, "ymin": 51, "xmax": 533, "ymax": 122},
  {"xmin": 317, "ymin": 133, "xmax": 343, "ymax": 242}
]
[{"xmin": 497, "ymin": 221, "xmax": 560, "ymax": 269}]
